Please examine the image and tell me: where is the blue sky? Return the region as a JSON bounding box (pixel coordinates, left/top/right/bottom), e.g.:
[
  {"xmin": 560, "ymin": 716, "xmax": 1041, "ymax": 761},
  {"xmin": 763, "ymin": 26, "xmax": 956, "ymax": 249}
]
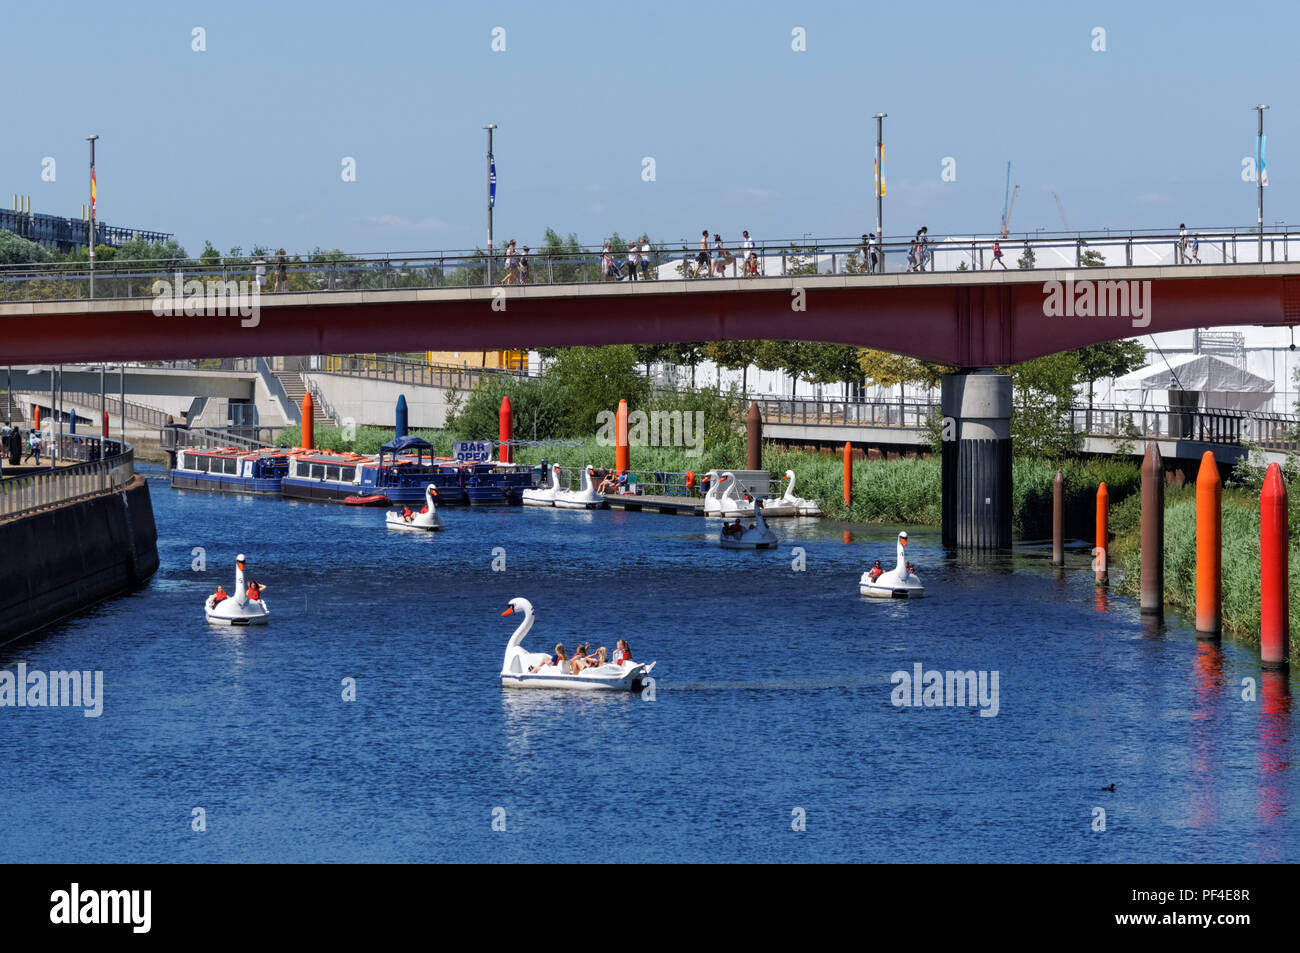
[{"xmin": 2, "ymin": 0, "xmax": 1292, "ymax": 255}]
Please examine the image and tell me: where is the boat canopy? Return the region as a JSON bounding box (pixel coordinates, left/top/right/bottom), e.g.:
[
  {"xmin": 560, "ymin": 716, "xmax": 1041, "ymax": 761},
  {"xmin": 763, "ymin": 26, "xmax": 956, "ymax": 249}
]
[{"xmin": 381, "ymin": 435, "xmax": 433, "ymax": 454}]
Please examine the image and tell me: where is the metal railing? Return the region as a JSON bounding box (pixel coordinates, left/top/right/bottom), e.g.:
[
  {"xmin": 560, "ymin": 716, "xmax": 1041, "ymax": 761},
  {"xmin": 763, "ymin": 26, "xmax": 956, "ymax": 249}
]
[
  {"xmin": 1071, "ymin": 403, "xmax": 1300, "ymax": 451},
  {"xmin": 1, "ymin": 226, "xmax": 1296, "ymax": 303},
  {"xmin": 159, "ymin": 425, "xmax": 279, "ymax": 452},
  {"xmin": 755, "ymin": 397, "xmax": 940, "ymax": 429},
  {"xmin": 56, "ymin": 391, "xmax": 171, "ymax": 429},
  {"xmin": 304, "ymin": 354, "xmax": 535, "ymax": 391},
  {"xmin": 0, "ymin": 444, "xmax": 134, "ymax": 520}
]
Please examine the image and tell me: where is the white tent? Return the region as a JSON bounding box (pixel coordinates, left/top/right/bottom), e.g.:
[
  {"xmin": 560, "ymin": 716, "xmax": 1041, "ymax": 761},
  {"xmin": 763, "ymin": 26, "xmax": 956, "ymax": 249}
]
[{"xmin": 1112, "ymin": 354, "xmax": 1274, "ymax": 411}]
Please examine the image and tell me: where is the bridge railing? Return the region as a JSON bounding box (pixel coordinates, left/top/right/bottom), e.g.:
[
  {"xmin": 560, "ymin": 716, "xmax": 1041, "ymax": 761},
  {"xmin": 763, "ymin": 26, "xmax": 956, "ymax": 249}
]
[
  {"xmin": 0, "ymin": 444, "xmax": 134, "ymax": 520},
  {"xmin": 1, "ymin": 226, "xmax": 1296, "ymax": 302}
]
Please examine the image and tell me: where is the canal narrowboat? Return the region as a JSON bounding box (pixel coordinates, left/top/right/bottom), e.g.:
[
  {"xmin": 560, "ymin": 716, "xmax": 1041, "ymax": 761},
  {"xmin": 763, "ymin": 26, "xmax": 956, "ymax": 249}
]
[
  {"xmin": 171, "ymin": 447, "xmax": 293, "ymax": 495},
  {"xmin": 280, "ymin": 436, "xmax": 470, "ymax": 504}
]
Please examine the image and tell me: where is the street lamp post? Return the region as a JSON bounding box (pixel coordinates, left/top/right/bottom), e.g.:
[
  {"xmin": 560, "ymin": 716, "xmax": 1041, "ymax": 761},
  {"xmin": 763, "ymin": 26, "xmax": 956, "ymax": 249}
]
[
  {"xmin": 873, "ymin": 113, "xmax": 887, "ymax": 273},
  {"xmin": 483, "ymin": 124, "xmax": 497, "ymax": 285},
  {"xmin": 86, "ymin": 134, "xmax": 98, "ymax": 298},
  {"xmin": 1253, "ymin": 105, "xmax": 1268, "ymax": 263}
]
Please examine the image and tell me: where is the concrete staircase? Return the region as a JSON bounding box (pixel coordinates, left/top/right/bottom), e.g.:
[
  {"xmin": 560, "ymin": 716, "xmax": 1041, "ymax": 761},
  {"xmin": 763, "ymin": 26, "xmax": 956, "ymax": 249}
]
[
  {"xmin": 272, "ymin": 368, "xmax": 331, "ymax": 426},
  {"xmin": 0, "ymin": 392, "xmax": 23, "ymax": 424}
]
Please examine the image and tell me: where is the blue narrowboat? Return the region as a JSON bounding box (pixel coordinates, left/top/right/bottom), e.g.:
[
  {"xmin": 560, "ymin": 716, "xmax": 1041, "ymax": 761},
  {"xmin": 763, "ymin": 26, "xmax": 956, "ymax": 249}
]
[
  {"xmin": 279, "ymin": 436, "xmax": 473, "ymax": 504},
  {"xmin": 171, "ymin": 447, "xmax": 292, "ymax": 494}
]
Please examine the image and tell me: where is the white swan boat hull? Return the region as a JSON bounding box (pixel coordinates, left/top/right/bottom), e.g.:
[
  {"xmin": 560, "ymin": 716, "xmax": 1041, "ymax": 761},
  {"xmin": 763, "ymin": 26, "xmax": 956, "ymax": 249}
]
[
  {"xmin": 859, "ymin": 576, "xmax": 925, "ymax": 598},
  {"xmin": 385, "ymin": 510, "xmax": 444, "ymax": 531},
  {"xmin": 204, "ymin": 595, "xmax": 270, "ymax": 625},
  {"xmin": 522, "ymin": 465, "xmax": 561, "ymax": 506},
  {"xmin": 720, "ymin": 534, "xmax": 778, "ymax": 550},
  {"xmin": 501, "ymin": 661, "xmax": 656, "ymax": 691},
  {"xmin": 554, "ymin": 465, "xmax": 605, "ymax": 509}
]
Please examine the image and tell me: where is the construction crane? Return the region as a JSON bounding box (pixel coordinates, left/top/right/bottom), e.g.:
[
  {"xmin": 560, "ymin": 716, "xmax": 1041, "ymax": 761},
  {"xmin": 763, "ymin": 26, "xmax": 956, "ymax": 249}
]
[
  {"xmin": 1052, "ymin": 192, "xmax": 1070, "ymax": 231},
  {"xmin": 999, "ymin": 162, "xmax": 1019, "ymax": 237}
]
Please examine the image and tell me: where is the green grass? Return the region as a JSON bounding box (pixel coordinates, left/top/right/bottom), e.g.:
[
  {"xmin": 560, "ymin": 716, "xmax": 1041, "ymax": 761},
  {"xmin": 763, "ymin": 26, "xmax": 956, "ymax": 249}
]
[{"xmin": 1109, "ymin": 486, "xmax": 1300, "ymax": 657}]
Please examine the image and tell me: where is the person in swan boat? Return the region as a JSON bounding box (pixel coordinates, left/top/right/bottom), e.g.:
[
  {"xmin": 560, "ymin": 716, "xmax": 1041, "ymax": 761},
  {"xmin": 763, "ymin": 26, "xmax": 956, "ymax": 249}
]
[
  {"xmin": 723, "ymin": 520, "xmax": 744, "ymax": 538},
  {"xmin": 868, "ymin": 560, "xmax": 883, "ymax": 581},
  {"xmin": 529, "ymin": 643, "xmax": 568, "ymax": 674},
  {"xmin": 212, "ymin": 585, "xmax": 228, "ymax": 605}
]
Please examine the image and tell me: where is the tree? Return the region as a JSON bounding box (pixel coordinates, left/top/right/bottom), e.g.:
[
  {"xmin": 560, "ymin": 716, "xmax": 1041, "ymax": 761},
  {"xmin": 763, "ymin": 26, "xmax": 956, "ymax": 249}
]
[
  {"xmin": 633, "ymin": 343, "xmax": 673, "ymax": 381},
  {"xmin": 670, "ymin": 342, "xmax": 706, "ymax": 389},
  {"xmin": 1005, "ymin": 351, "xmax": 1081, "ymax": 459},
  {"xmin": 704, "ymin": 340, "xmax": 761, "ymax": 393},
  {"xmin": 858, "ymin": 349, "xmax": 950, "ymax": 408},
  {"xmin": 1074, "ymin": 340, "xmax": 1147, "ymax": 429},
  {"xmin": 1018, "ymin": 244, "xmax": 1036, "ymax": 269},
  {"xmin": 545, "ymin": 345, "xmax": 649, "ymax": 434},
  {"xmin": 1080, "ymin": 247, "xmax": 1106, "ymax": 267}
]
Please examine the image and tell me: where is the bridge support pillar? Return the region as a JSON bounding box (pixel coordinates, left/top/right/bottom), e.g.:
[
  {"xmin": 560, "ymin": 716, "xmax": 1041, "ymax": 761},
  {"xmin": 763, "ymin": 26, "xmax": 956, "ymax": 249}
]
[{"xmin": 941, "ymin": 371, "xmax": 1012, "ymax": 550}]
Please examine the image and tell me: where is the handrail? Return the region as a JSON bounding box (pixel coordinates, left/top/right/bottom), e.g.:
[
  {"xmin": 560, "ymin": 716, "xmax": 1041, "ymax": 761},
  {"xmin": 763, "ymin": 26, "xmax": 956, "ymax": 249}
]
[
  {"xmin": 0, "ymin": 444, "xmax": 134, "ymax": 520},
  {"xmin": 0, "ymin": 226, "xmax": 1295, "ymax": 302}
]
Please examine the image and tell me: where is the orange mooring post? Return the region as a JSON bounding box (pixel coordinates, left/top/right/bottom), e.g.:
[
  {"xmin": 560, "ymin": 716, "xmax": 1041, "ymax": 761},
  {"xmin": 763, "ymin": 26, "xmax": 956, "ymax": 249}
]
[
  {"xmin": 499, "ymin": 395, "xmax": 513, "ymax": 463},
  {"xmin": 842, "ymin": 442, "xmax": 852, "ymax": 507},
  {"xmin": 1052, "ymin": 470, "xmax": 1064, "ymax": 565},
  {"xmin": 1095, "ymin": 482, "xmax": 1110, "ymax": 586},
  {"xmin": 1195, "ymin": 452, "xmax": 1222, "ymax": 637},
  {"xmin": 33, "ymin": 405, "xmax": 40, "ymax": 431},
  {"xmin": 1260, "ymin": 462, "xmax": 1289, "ymax": 668},
  {"xmin": 301, "ymin": 391, "xmax": 314, "ymax": 450},
  {"xmin": 747, "ymin": 402, "xmax": 762, "ymax": 471},
  {"xmin": 615, "ymin": 399, "xmax": 629, "ymax": 473},
  {"xmin": 1139, "ymin": 442, "xmax": 1164, "ymax": 615},
  {"xmin": 102, "ymin": 411, "xmax": 109, "ymax": 438}
]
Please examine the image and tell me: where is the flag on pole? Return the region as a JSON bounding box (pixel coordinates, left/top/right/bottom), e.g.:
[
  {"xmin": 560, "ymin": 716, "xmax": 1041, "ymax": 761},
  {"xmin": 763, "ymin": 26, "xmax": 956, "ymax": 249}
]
[
  {"xmin": 90, "ymin": 168, "xmax": 97, "ymax": 214},
  {"xmin": 874, "ymin": 149, "xmax": 885, "ymax": 197},
  {"xmin": 489, "ymin": 155, "xmax": 497, "ymax": 208},
  {"xmin": 1258, "ymin": 134, "xmax": 1269, "ymax": 187}
]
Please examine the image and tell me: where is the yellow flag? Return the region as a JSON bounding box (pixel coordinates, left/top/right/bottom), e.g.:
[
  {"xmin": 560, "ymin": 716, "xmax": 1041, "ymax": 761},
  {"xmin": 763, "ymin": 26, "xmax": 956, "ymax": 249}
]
[{"xmin": 875, "ymin": 149, "xmax": 886, "ymax": 197}]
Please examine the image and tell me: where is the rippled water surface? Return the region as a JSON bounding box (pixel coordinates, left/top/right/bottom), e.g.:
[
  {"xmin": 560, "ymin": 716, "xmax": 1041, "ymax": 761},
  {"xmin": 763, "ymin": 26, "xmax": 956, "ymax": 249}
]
[{"xmin": 1, "ymin": 465, "xmax": 1294, "ymax": 862}]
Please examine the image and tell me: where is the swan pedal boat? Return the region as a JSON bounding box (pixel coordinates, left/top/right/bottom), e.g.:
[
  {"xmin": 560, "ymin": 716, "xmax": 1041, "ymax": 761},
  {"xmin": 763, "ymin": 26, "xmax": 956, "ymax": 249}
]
[
  {"xmin": 554, "ymin": 465, "xmax": 604, "ymax": 509},
  {"xmin": 386, "ymin": 485, "xmax": 445, "ymax": 531},
  {"xmin": 719, "ymin": 498, "xmax": 779, "ymax": 550},
  {"xmin": 204, "ymin": 553, "xmax": 271, "ymax": 625},
  {"xmin": 521, "ymin": 464, "xmax": 562, "ymax": 506},
  {"xmin": 778, "ymin": 469, "xmax": 823, "ymax": 517},
  {"xmin": 860, "ymin": 531, "xmax": 924, "ymax": 598},
  {"xmin": 499, "ymin": 597, "xmax": 655, "ymax": 691},
  {"xmin": 705, "ymin": 471, "xmax": 767, "ymax": 518}
]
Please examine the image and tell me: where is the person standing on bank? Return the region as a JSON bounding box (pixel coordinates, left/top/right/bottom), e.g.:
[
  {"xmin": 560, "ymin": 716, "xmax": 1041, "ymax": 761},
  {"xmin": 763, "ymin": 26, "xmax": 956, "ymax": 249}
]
[{"xmin": 276, "ymin": 249, "xmax": 288, "ymax": 292}]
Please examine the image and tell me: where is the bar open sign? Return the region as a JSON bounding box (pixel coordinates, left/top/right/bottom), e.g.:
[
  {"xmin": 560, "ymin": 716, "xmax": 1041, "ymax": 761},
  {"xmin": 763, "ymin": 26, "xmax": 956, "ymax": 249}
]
[{"xmin": 454, "ymin": 440, "xmax": 493, "ymax": 463}]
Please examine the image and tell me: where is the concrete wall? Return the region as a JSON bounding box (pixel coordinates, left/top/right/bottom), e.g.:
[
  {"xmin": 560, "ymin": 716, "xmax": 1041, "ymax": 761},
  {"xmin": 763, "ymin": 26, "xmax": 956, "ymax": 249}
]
[
  {"xmin": 0, "ymin": 476, "xmax": 159, "ymax": 646},
  {"xmin": 304, "ymin": 373, "xmax": 451, "ymax": 429}
]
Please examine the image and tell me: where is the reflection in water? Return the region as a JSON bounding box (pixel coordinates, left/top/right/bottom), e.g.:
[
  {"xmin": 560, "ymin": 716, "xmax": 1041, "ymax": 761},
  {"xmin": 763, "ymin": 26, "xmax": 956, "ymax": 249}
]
[
  {"xmin": 1093, "ymin": 587, "xmax": 1109, "ymax": 613},
  {"xmin": 843, "ymin": 531, "xmax": 852, "ymax": 544},
  {"xmin": 1258, "ymin": 670, "xmax": 1292, "ymax": 836},
  {"xmin": 1139, "ymin": 614, "xmax": 1166, "ymax": 640},
  {"xmin": 1189, "ymin": 641, "xmax": 1224, "ymax": 829}
]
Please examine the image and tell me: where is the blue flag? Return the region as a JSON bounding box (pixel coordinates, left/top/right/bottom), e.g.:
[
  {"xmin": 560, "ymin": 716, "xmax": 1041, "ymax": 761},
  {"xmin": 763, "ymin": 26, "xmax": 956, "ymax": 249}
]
[
  {"xmin": 489, "ymin": 155, "xmax": 497, "ymax": 207},
  {"xmin": 1257, "ymin": 134, "xmax": 1268, "ymax": 187}
]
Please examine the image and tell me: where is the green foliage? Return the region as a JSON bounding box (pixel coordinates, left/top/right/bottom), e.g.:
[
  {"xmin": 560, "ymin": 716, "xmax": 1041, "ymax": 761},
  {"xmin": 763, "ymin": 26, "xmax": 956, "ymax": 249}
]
[
  {"xmin": 0, "ymin": 231, "xmax": 53, "ymax": 264},
  {"xmin": 1080, "ymin": 248, "xmax": 1106, "ymax": 267},
  {"xmin": 447, "ymin": 373, "xmax": 568, "ymax": 442},
  {"xmin": 548, "ymin": 345, "xmax": 649, "ymax": 434},
  {"xmin": 1110, "ymin": 486, "xmax": 1300, "ymax": 655},
  {"xmin": 1017, "ymin": 245, "xmax": 1036, "ymax": 269}
]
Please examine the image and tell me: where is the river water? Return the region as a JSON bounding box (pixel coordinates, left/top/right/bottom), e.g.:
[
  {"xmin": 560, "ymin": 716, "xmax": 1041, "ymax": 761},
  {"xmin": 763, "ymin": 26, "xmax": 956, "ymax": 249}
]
[{"xmin": 1, "ymin": 464, "xmax": 1294, "ymax": 862}]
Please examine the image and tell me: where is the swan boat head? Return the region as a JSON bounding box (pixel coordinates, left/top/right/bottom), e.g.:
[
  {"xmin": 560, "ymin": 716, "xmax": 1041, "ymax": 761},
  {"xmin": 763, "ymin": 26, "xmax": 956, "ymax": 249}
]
[{"xmin": 501, "ymin": 596, "xmax": 535, "ymax": 651}]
